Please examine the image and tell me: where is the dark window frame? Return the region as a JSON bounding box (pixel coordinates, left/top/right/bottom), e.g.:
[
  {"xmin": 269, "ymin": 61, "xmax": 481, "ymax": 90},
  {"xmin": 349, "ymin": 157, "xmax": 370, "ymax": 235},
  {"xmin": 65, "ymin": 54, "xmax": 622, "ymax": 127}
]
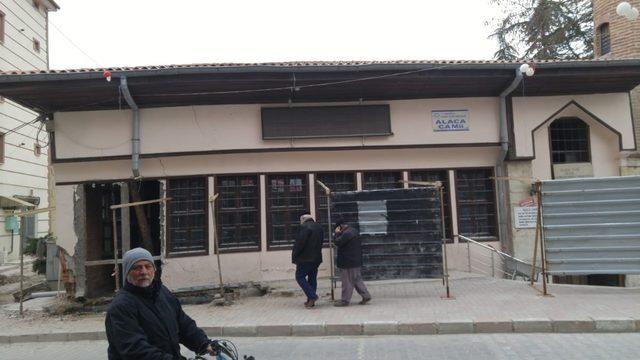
[
  {"xmin": 314, "ymin": 171, "xmax": 357, "ymax": 244},
  {"xmin": 454, "ymin": 167, "xmax": 499, "ymax": 242},
  {"xmin": 0, "ymin": 11, "xmax": 5, "ymax": 44},
  {"xmin": 0, "ymin": 132, "xmax": 5, "ymax": 164},
  {"xmin": 166, "ymin": 177, "xmax": 209, "ymax": 258},
  {"xmin": 266, "ymin": 173, "xmax": 310, "ymax": 250},
  {"xmin": 362, "ymin": 170, "xmax": 404, "ymax": 190},
  {"xmin": 261, "ymin": 105, "xmax": 392, "ymax": 140},
  {"xmin": 408, "ymin": 169, "xmax": 454, "ymax": 243},
  {"xmin": 549, "ymin": 117, "xmax": 591, "ymax": 165},
  {"xmin": 215, "ymin": 174, "xmax": 261, "ymax": 253},
  {"xmin": 599, "ymin": 23, "xmax": 611, "ymax": 55}
]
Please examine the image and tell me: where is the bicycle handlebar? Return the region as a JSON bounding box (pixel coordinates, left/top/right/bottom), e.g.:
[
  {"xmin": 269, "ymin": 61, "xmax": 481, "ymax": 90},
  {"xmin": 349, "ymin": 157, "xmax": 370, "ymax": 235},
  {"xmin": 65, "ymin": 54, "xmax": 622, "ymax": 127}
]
[{"xmin": 192, "ymin": 339, "xmax": 255, "ymax": 360}]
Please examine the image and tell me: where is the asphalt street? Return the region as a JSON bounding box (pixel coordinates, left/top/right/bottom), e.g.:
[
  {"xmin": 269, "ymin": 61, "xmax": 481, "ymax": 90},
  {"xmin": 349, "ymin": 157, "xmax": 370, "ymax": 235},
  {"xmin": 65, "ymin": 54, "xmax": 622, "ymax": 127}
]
[{"xmin": 2, "ymin": 333, "xmax": 639, "ymax": 359}]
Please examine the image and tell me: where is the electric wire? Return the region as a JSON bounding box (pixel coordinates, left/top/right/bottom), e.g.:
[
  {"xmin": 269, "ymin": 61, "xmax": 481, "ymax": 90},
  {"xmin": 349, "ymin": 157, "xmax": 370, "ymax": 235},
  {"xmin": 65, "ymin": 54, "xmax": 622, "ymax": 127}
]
[
  {"xmin": 49, "ymin": 20, "xmax": 103, "ymax": 68},
  {"xmin": 137, "ymin": 64, "xmax": 457, "ymax": 98},
  {"xmin": 1, "ymin": 116, "xmax": 40, "ymax": 137}
]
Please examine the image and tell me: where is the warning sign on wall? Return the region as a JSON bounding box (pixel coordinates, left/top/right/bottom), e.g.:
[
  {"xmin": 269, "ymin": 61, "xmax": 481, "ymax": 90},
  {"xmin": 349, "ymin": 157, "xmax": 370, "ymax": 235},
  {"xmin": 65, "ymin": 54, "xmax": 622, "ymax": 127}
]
[{"xmin": 514, "ymin": 207, "xmax": 538, "ymax": 229}]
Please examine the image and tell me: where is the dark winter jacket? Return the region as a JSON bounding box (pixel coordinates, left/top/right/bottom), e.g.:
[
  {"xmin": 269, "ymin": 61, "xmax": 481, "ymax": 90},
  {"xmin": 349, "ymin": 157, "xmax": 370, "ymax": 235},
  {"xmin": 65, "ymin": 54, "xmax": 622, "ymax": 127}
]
[
  {"xmin": 292, "ymin": 219, "xmax": 324, "ymax": 265},
  {"xmin": 105, "ymin": 279, "xmax": 209, "ymax": 360},
  {"xmin": 334, "ymin": 226, "xmax": 363, "ymax": 269}
]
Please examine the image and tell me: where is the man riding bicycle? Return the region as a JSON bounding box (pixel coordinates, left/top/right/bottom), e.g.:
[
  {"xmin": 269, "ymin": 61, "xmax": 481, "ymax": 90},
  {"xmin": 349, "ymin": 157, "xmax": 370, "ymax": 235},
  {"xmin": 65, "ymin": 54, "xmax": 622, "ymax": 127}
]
[{"xmin": 106, "ymin": 247, "xmax": 217, "ymax": 360}]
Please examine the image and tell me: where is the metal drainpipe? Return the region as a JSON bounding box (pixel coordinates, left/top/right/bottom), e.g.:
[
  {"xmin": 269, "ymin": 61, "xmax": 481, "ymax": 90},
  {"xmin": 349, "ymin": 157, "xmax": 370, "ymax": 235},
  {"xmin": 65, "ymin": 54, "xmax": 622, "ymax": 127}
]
[
  {"xmin": 496, "ymin": 68, "xmax": 524, "ymax": 253},
  {"xmin": 119, "ymin": 77, "xmax": 141, "ymax": 179}
]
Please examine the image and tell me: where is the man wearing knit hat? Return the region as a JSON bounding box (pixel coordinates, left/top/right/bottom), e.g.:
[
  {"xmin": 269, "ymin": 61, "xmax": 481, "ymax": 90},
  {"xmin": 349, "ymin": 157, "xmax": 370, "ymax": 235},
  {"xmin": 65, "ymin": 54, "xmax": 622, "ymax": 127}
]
[
  {"xmin": 292, "ymin": 212, "xmax": 323, "ymax": 308},
  {"xmin": 105, "ymin": 247, "xmax": 216, "ymax": 359}
]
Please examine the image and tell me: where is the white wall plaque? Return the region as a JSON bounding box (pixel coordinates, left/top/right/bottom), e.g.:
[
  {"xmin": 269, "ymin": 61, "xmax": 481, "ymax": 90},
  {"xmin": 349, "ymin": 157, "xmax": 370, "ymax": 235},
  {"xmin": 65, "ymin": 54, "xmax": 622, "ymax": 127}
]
[
  {"xmin": 553, "ymin": 163, "xmax": 594, "ymax": 179},
  {"xmin": 514, "ymin": 206, "xmax": 538, "ymax": 229},
  {"xmin": 432, "ymin": 110, "xmax": 469, "ymax": 132}
]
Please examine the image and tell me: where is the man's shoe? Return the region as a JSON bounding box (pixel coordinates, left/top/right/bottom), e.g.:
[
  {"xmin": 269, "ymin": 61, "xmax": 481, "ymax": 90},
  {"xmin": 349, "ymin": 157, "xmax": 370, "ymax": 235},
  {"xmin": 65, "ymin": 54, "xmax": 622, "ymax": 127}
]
[
  {"xmin": 358, "ymin": 297, "xmax": 371, "ymax": 305},
  {"xmin": 305, "ymin": 299, "xmax": 316, "ymax": 308},
  {"xmin": 333, "ymin": 300, "xmax": 349, "ymax": 307}
]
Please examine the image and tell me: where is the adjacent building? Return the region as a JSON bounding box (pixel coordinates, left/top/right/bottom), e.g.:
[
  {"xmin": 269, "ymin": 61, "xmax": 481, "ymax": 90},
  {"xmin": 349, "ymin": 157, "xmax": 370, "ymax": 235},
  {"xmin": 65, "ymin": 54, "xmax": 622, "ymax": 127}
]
[{"xmin": 0, "ymin": 0, "xmax": 58, "ymax": 264}]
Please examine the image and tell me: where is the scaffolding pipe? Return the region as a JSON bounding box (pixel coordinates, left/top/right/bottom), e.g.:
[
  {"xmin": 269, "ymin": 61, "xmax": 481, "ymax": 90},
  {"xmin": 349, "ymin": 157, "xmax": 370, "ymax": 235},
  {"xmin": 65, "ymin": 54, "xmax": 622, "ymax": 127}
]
[
  {"xmin": 316, "ymin": 180, "xmax": 335, "ymax": 301},
  {"xmin": 439, "ymin": 184, "xmax": 451, "ymax": 298},
  {"xmin": 208, "ymin": 194, "xmax": 225, "ymax": 300}
]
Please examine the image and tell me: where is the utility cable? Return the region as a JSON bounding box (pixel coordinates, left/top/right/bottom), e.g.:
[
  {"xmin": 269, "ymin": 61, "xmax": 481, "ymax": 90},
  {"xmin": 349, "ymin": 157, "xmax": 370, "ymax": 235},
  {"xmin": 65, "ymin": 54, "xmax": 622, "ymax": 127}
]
[{"xmin": 1, "ymin": 116, "xmax": 40, "ymax": 137}]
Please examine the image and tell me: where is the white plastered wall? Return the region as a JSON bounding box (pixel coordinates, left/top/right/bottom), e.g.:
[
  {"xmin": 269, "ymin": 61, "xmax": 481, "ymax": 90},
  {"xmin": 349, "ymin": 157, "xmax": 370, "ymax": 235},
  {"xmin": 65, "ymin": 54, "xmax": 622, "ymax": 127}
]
[
  {"xmin": 54, "ymin": 185, "xmax": 79, "ymax": 256},
  {"xmin": 512, "ymin": 93, "xmax": 634, "ymax": 159},
  {"xmin": 530, "ymin": 104, "xmax": 622, "ymax": 180},
  {"xmin": 52, "ymin": 98, "xmax": 500, "ymax": 160}
]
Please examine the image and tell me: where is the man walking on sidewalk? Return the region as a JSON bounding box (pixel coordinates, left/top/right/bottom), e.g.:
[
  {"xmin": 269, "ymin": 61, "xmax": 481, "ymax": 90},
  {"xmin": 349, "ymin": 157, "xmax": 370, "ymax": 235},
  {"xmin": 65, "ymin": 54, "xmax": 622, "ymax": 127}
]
[
  {"xmin": 333, "ymin": 217, "xmax": 372, "ymax": 307},
  {"xmin": 292, "ymin": 213, "xmax": 324, "ymax": 308}
]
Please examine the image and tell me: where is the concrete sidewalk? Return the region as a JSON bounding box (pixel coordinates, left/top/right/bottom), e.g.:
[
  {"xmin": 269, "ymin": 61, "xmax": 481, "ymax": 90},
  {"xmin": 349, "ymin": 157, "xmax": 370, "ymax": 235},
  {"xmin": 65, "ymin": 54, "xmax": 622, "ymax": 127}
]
[{"xmin": 1, "ymin": 272, "xmax": 639, "ymax": 343}]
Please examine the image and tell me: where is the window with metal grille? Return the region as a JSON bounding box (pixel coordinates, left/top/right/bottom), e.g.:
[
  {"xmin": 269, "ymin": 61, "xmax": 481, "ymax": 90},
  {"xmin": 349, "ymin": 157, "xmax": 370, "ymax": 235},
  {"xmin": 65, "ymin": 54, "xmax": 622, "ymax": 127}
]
[
  {"xmin": 409, "ymin": 170, "xmax": 453, "ymax": 242},
  {"xmin": 267, "ymin": 174, "xmax": 308, "ymax": 249},
  {"xmin": 315, "ymin": 172, "xmax": 357, "ymax": 243},
  {"xmin": 455, "ymin": 168, "xmax": 497, "ymax": 241},
  {"xmin": 167, "ymin": 178, "xmax": 208, "ymax": 256},
  {"xmin": 599, "ymin": 23, "xmax": 611, "ymax": 55},
  {"xmin": 363, "ymin": 171, "xmax": 403, "ymax": 190},
  {"xmin": 216, "ymin": 175, "xmax": 260, "ymax": 252},
  {"xmin": 550, "ymin": 117, "xmax": 590, "ymax": 163}
]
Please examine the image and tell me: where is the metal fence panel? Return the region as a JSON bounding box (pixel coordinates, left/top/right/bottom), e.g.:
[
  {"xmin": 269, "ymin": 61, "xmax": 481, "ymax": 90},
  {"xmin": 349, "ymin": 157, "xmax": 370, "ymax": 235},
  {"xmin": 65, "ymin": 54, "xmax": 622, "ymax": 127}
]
[
  {"xmin": 541, "ymin": 175, "xmax": 640, "ymax": 275},
  {"xmin": 331, "ymin": 187, "xmax": 443, "ymax": 280}
]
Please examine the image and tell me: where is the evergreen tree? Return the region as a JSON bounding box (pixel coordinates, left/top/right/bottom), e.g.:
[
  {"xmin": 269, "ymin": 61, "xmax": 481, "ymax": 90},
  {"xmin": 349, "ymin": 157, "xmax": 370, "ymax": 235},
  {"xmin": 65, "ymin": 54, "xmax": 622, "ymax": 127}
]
[{"xmin": 488, "ymin": 0, "xmax": 593, "ymax": 60}]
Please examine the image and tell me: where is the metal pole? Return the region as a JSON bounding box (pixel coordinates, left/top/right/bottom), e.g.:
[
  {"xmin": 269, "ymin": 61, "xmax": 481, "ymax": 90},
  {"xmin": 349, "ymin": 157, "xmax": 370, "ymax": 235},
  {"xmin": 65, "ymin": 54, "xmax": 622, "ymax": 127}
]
[
  {"xmin": 530, "ymin": 182, "xmax": 541, "ymax": 285},
  {"xmin": 209, "ymin": 195, "xmax": 225, "ymax": 300},
  {"xmin": 491, "ymin": 251, "xmax": 495, "ymax": 277},
  {"xmin": 537, "ymin": 184, "xmax": 549, "ymax": 296},
  {"xmin": 467, "ymin": 238, "xmax": 471, "ymax": 272},
  {"xmin": 316, "ymin": 180, "xmax": 335, "ymax": 301},
  {"xmin": 112, "ymin": 209, "xmax": 120, "ymax": 291},
  {"xmin": 19, "ymin": 219, "xmax": 24, "ymax": 316},
  {"xmin": 439, "ymin": 185, "xmax": 451, "ymax": 298},
  {"xmin": 326, "ymin": 195, "xmax": 335, "ymax": 301}
]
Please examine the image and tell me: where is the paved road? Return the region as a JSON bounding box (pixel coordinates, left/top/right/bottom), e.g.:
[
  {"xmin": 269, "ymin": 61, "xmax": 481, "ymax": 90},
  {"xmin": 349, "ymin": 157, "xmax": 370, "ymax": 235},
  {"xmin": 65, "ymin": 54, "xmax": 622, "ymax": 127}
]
[{"xmin": 3, "ymin": 333, "xmax": 640, "ymax": 359}]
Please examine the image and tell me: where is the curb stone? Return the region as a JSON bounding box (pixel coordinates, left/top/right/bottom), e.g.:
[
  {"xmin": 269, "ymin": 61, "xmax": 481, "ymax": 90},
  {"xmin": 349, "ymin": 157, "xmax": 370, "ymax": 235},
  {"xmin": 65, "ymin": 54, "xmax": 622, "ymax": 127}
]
[
  {"xmin": 398, "ymin": 322, "xmax": 437, "ymax": 335},
  {"xmin": 513, "ymin": 319, "xmax": 553, "ymax": 333},
  {"xmin": 437, "ymin": 320, "xmax": 474, "ymax": 334},
  {"xmin": 592, "ymin": 318, "xmax": 635, "ymax": 332},
  {"xmin": 325, "ymin": 324, "xmax": 362, "ymax": 336},
  {"xmin": 257, "ymin": 325, "xmax": 291, "ymax": 337},
  {"xmin": 222, "ymin": 325, "xmax": 257, "ymax": 337},
  {"xmin": 202, "ymin": 326, "xmax": 223, "ymax": 337},
  {"xmin": 552, "ymin": 320, "xmax": 595, "ymax": 333},
  {"xmin": 292, "ymin": 323, "xmax": 325, "ymax": 336},
  {"xmin": 1, "ymin": 319, "xmax": 639, "ymax": 343},
  {"xmin": 474, "ymin": 321, "xmax": 513, "ymax": 333},
  {"xmin": 363, "ymin": 321, "xmax": 398, "ymax": 335}
]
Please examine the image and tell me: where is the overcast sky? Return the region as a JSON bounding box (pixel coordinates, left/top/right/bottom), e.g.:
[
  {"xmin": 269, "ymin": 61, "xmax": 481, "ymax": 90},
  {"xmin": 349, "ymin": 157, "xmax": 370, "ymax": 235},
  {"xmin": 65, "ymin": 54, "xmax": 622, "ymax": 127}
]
[{"xmin": 48, "ymin": 0, "xmax": 501, "ymax": 69}]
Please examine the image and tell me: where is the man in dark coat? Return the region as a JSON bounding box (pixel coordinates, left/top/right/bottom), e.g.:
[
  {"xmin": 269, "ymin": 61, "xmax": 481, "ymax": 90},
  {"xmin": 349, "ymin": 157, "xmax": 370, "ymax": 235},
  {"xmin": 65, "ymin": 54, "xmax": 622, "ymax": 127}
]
[
  {"xmin": 105, "ymin": 247, "xmax": 215, "ymax": 360},
  {"xmin": 292, "ymin": 213, "xmax": 324, "ymax": 308},
  {"xmin": 333, "ymin": 218, "xmax": 371, "ymax": 306}
]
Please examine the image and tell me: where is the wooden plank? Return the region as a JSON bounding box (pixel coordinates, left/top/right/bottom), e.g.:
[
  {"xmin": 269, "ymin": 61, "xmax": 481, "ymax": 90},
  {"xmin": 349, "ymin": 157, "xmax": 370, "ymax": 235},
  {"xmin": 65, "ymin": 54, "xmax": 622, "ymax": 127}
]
[{"xmin": 109, "ymin": 197, "xmax": 171, "ymax": 210}]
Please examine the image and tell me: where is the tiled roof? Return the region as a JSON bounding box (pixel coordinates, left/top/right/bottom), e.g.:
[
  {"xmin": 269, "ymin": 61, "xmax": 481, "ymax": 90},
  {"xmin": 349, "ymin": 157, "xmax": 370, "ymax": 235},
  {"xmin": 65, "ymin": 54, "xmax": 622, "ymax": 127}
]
[{"xmin": 0, "ymin": 58, "xmax": 620, "ymax": 76}]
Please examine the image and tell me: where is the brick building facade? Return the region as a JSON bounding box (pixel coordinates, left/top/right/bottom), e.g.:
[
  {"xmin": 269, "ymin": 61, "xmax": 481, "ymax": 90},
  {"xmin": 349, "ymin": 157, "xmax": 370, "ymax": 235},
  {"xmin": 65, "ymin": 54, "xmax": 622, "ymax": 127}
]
[{"xmin": 594, "ymin": 0, "xmax": 640, "ymax": 172}]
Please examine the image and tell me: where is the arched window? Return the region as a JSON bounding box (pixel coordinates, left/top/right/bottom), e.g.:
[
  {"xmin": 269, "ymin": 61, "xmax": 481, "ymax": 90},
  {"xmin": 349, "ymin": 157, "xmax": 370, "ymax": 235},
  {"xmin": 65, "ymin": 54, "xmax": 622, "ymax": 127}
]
[
  {"xmin": 599, "ymin": 23, "xmax": 611, "ymax": 55},
  {"xmin": 549, "ymin": 118, "xmax": 590, "ymax": 163}
]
